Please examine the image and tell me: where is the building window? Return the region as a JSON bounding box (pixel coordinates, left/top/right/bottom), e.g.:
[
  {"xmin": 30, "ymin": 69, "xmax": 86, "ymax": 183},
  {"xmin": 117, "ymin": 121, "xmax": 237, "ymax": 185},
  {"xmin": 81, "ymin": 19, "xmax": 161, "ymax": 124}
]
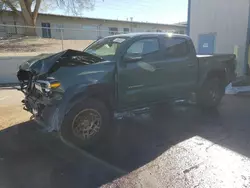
[
  {"xmin": 14, "ymin": 21, "xmax": 18, "ymax": 34},
  {"xmin": 178, "ymin": 30, "xmax": 185, "ymax": 34},
  {"xmin": 55, "ymin": 24, "xmax": 64, "ymax": 32},
  {"xmin": 0, "ymin": 22, "xmax": 6, "ymax": 32},
  {"xmin": 166, "ymin": 30, "xmax": 175, "ymax": 33},
  {"xmin": 109, "ymin": 27, "xmax": 118, "ymax": 35},
  {"xmin": 6, "ymin": 21, "xmax": 17, "ymax": 34},
  {"xmin": 123, "ymin": 28, "xmax": 129, "ymax": 33}
]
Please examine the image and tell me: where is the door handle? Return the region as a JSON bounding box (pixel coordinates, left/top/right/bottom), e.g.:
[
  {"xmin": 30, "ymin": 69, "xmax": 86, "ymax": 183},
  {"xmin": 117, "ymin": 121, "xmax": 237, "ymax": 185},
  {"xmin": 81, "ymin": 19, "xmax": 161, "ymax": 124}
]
[{"xmin": 188, "ymin": 64, "xmax": 195, "ymax": 67}]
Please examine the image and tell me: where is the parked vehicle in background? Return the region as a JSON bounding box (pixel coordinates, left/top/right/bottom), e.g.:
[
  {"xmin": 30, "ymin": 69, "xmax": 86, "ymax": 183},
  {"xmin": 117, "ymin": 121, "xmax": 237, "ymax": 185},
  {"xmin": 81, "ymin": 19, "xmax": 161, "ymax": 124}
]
[{"xmin": 17, "ymin": 33, "xmax": 236, "ymax": 148}]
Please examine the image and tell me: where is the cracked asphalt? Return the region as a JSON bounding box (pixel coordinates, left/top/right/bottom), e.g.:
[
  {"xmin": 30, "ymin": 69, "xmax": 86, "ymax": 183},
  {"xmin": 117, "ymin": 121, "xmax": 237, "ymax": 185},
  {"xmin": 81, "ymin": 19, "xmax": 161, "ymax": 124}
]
[{"xmin": 0, "ymin": 88, "xmax": 250, "ymax": 188}]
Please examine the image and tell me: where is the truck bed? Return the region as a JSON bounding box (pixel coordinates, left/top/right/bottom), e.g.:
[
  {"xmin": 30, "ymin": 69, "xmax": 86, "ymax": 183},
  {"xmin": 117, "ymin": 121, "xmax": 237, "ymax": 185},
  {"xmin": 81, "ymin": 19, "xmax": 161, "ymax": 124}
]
[
  {"xmin": 197, "ymin": 54, "xmax": 236, "ymax": 84},
  {"xmin": 197, "ymin": 54, "xmax": 236, "ymax": 62}
]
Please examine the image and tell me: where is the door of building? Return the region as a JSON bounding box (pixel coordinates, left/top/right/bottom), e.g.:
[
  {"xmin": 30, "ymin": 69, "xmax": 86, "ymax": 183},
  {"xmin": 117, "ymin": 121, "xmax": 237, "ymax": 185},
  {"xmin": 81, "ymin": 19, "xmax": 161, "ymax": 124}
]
[
  {"xmin": 41, "ymin": 22, "xmax": 51, "ymax": 38},
  {"xmin": 198, "ymin": 34, "xmax": 216, "ymax": 54}
]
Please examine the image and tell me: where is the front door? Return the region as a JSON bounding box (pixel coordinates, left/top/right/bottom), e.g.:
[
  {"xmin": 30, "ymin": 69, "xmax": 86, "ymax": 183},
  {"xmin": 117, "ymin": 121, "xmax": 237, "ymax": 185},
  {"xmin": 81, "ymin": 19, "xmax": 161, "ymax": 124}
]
[
  {"xmin": 118, "ymin": 37, "xmax": 163, "ymax": 109},
  {"xmin": 41, "ymin": 22, "xmax": 51, "ymax": 38},
  {"xmin": 198, "ymin": 33, "xmax": 216, "ymax": 55}
]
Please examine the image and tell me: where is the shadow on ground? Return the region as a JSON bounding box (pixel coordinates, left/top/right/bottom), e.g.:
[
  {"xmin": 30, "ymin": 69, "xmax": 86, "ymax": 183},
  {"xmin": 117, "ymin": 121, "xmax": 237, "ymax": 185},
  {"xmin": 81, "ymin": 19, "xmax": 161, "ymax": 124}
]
[
  {"xmin": 0, "ymin": 122, "xmax": 122, "ymax": 188},
  {"xmin": 0, "ymin": 96, "xmax": 250, "ymax": 187},
  {"xmin": 88, "ymin": 105, "xmax": 225, "ymax": 171},
  {"xmin": 87, "ymin": 95, "xmax": 250, "ymax": 172}
]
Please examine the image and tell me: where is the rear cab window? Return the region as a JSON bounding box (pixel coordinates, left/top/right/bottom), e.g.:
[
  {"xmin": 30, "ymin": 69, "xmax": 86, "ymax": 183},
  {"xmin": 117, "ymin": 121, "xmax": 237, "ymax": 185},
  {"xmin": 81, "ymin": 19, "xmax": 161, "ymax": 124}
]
[{"xmin": 164, "ymin": 37, "xmax": 189, "ymax": 58}]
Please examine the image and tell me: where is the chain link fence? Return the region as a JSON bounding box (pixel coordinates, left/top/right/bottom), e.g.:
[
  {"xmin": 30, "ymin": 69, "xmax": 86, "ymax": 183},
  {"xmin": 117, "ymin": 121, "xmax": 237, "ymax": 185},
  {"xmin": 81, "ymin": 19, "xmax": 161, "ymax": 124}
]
[{"xmin": 0, "ymin": 24, "xmax": 180, "ymax": 55}]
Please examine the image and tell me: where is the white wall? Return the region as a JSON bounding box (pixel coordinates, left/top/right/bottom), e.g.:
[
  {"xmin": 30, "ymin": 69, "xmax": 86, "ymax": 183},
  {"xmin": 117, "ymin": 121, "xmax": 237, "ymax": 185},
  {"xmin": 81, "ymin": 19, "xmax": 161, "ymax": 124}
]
[
  {"xmin": 36, "ymin": 15, "xmax": 186, "ymax": 40},
  {"xmin": 190, "ymin": 0, "xmax": 249, "ymax": 75},
  {"xmin": 0, "ymin": 12, "xmax": 186, "ymax": 40}
]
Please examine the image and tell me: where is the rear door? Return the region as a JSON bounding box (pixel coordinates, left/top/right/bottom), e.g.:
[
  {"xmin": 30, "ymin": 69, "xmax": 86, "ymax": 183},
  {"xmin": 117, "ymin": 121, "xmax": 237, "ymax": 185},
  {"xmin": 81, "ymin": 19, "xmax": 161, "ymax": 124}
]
[{"xmin": 157, "ymin": 37, "xmax": 198, "ymax": 99}]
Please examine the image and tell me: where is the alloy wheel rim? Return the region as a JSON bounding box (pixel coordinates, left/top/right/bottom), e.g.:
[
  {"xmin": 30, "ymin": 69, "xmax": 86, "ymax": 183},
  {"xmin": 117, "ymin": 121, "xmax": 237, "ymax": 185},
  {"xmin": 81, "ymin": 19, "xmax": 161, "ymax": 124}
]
[
  {"xmin": 72, "ymin": 109, "xmax": 102, "ymax": 140},
  {"xmin": 210, "ymin": 85, "xmax": 219, "ymax": 102}
]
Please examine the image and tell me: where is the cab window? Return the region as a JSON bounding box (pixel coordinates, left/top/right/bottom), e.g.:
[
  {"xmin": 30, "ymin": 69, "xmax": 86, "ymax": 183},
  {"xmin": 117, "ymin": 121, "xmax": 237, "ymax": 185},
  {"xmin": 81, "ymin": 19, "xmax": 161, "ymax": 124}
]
[
  {"xmin": 165, "ymin": 38, "xmax": 189, "ymax": 58},
  {"xmin": 127, "ymin": 38, "xmax": 160, "ymax": 56}
]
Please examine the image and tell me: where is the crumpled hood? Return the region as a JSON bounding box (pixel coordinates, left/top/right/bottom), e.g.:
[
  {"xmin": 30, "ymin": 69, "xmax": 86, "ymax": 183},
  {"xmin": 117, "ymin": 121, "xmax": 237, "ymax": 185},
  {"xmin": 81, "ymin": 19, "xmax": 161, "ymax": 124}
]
[
  {"xmin": 17, "ymin": 49, "xmax": 105, "ymax": 81},
  {"xmin": 49, "ymin": 56, "xmax": 116, "ymax": 90},
  {"xmin": 18, "ymin": 52, "xmax": 64, "ymax": 74},
  {"xmin": 20, "ymin": 53, "xmax": 56, "ymax": 69}
]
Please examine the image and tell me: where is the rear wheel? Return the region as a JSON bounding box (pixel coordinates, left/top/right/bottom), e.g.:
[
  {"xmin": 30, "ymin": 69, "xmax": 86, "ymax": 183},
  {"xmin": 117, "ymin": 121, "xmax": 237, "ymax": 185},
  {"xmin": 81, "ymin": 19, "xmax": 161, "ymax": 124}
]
[
  {"xmin": 61, "ymin": 99, "xmax": 110, "ymax": 149},
  {"xmin": 197, "ymin": 77, "xmax": 225, "ymax": 108}
]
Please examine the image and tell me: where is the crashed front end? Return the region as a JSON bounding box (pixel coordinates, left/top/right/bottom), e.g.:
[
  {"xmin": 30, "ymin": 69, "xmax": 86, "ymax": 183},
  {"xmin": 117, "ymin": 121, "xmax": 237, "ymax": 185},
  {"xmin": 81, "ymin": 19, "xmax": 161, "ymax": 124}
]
[
  {"xmin": 17, "ymin": 50, "xmax": 105, "ymax": 132},
  {"xmin": 17, "ymin": 58, "xmax": 65, "ymax": 132}
]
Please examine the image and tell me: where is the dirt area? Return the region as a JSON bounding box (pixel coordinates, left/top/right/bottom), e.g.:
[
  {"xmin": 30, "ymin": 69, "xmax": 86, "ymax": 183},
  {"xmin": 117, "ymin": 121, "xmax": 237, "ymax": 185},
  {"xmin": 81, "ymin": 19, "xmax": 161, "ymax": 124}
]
[
  {"xmin": 0, "ymin": 89, "xmax": 29, "ymax": 130},
  {"xmin": 0, "ymin": 37, "xmax": 94, "ymax": 55},
  {"xmin": 0, "ymin": 105, "xmax": 29, "ymax": 130}
]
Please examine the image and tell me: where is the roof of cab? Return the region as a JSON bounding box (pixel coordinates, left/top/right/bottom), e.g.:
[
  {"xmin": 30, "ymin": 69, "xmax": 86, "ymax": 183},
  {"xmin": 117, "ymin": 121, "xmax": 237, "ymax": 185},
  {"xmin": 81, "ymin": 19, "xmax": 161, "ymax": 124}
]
[{"xmin": 105, "ymin": 32, "xmax": 191, "ymax": 40}]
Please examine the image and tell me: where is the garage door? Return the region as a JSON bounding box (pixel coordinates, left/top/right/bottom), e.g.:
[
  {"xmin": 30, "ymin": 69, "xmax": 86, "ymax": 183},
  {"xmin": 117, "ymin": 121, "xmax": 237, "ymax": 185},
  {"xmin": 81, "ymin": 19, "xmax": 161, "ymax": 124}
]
[{"xmin": 198, "ymin": 34, "xmax": 216, "ymax": 55}]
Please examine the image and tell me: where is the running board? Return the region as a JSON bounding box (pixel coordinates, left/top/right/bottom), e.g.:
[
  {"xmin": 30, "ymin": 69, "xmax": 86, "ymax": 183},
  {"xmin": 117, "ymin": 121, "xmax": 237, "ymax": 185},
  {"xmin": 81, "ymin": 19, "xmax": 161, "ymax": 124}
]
[{"xmin": 114, "ymin": 107, "xmax": 150, "ymax": 119}]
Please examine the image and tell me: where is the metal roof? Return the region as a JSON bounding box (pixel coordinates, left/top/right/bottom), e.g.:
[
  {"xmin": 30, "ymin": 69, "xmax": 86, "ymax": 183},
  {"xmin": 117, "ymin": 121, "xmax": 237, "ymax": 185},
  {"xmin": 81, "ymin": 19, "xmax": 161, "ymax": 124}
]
[
  {"xmin": 104, "ymin": 32, "xmax": 189, "ymax": 39},
  {"xmin": 36, "ymin": 12, "xmax": 186, "ymax": 28},
  {"xmin": 3, "ymin": 10, "xmax": 186, "ymax": 28}
]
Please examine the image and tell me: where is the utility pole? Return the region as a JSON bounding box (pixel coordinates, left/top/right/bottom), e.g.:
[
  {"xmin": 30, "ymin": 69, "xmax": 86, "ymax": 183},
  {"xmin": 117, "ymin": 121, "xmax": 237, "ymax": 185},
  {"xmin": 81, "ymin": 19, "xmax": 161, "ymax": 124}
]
[{"xmin": 130, "ymin": 17, "xmax": 133, "ymax": 32}]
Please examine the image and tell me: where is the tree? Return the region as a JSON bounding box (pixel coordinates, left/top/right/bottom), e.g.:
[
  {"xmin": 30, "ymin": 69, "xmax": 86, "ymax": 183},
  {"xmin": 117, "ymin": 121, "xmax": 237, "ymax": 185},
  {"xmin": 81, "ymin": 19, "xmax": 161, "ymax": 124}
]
[
  {"xmin": 0, "ymin": 0, "xmax": 95, "ymax": 35},
  {"xmin": 56, "ymin": 0, "xmax": 95, "ymax": 15}
]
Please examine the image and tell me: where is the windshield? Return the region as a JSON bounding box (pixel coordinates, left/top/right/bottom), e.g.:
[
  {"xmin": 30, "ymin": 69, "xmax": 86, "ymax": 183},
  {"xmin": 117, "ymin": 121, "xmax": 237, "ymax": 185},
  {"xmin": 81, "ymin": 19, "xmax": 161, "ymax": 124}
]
[{"xmin": 84, "ymin": 37, "xmax": 128, "ymax": 60}]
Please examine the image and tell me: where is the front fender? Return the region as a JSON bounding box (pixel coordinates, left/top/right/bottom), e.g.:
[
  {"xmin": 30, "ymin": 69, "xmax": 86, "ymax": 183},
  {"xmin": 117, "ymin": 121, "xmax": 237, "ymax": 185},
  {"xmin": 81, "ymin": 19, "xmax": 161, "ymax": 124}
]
[
  {"xmin": 66, "ymin": 82, "xmax": 115, "ymax": 112},
  {"xmin": 48, "ymin": 82, "xmax": 114, "ymax": 131},
  {"xmin": 43, "ymin": 84, "xmax": 88, "ymax": 132}
]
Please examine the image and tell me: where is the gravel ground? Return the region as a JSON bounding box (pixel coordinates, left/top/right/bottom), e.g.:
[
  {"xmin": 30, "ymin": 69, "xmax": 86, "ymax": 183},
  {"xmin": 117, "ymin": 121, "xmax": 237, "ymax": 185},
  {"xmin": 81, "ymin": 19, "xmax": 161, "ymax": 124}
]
[
  {"xmin": 0, "ymin": 37, "xmax": 93, "ymax": 55},
  {"xmin": 0, "ymin": 88, "xmax": 250, "ymax": 188},
  {"xmin": 0, "ymin": 88, "xmax": 29, "ymax": 129}
]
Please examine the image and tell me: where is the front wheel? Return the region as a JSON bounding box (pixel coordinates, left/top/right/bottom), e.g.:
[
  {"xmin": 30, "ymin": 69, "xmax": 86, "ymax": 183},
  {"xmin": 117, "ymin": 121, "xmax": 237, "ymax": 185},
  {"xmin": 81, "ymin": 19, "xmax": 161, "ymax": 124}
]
[
  {"xmin": 61, "ymin": 99, "xmax": 110, "ymax": 149},
  {"xmin": 197, "ymin": 78, "xmax": 225, "ymax": 108}
]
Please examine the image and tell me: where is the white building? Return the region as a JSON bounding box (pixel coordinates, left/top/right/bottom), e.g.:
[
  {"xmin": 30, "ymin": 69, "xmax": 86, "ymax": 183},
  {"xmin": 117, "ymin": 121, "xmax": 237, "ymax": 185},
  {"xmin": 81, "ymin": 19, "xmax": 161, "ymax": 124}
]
[
  {"xmin": 188, "ymin": 0, "xmax": 250, "ymax": 75},
  {"xmin": 0, "ymin": 11, "xmax": 186, "ymax": 40}
]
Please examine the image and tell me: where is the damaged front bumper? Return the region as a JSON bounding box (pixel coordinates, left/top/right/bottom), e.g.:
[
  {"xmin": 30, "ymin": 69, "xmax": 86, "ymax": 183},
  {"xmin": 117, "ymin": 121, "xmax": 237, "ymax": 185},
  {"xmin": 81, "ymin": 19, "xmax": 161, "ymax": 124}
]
[{"xmin": 22, "ymin": 93, "xmax": 63, "ymax": 132}]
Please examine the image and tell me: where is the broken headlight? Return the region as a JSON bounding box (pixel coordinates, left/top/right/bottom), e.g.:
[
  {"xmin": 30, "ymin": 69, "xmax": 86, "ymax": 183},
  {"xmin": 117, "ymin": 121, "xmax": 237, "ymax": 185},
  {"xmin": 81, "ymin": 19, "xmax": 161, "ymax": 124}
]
[{"xmin": 35, "ymin": 80, "xmax": 61, "ymax": 94}]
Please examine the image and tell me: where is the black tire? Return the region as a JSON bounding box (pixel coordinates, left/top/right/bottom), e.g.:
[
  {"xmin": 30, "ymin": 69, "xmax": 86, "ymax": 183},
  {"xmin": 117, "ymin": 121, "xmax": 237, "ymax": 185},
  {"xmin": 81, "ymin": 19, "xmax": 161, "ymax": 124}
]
[
  {"xmin": 197, "ymin": 77, "xmax": 225, "ymax": 108},
  {"xmin": 61, "ymin": 98, "xmax": 110, "ymax": 149}
]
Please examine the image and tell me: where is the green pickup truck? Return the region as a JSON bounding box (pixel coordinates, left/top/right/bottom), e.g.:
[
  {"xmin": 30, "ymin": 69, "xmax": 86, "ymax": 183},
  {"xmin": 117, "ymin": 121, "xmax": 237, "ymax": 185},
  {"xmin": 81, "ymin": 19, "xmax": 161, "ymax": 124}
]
[{"xmin": 17, "ymin": 33, "xmax": 236, "ymax": 147}]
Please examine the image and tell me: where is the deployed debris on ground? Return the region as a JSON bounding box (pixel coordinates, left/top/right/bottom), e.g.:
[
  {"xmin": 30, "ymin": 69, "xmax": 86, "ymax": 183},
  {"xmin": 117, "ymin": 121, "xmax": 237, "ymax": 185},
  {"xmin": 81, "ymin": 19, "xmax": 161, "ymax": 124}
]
[{"xmin": 226, "ymin": 76, "xmax": 250, "ymax": 95}]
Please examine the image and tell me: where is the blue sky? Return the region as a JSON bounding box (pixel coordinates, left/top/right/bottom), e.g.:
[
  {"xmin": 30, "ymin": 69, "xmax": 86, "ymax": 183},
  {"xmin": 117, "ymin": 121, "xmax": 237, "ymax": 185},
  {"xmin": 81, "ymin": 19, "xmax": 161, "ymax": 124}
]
[{"xmin": 53, "ymin": 0, "xmax": 188, "ymax": 24}]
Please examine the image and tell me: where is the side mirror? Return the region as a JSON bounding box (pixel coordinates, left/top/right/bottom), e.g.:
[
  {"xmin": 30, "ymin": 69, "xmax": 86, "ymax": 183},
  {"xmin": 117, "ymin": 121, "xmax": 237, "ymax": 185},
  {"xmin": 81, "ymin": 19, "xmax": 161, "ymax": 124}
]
[{"xmin": 123, "ymin": 54, "xmax": 143, "ymax": 62}]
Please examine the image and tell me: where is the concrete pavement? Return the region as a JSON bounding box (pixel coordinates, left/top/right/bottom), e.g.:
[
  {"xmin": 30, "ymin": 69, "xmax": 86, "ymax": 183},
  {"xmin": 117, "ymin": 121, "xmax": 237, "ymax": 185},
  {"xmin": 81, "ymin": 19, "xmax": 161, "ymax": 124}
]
[
  {"xmin": 0, "ymin": 87, "xmax": 24, "ymax": 106},
  {"xmin": 0, "ymin": 88, "xmax": 250, "ymax": 187}
]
